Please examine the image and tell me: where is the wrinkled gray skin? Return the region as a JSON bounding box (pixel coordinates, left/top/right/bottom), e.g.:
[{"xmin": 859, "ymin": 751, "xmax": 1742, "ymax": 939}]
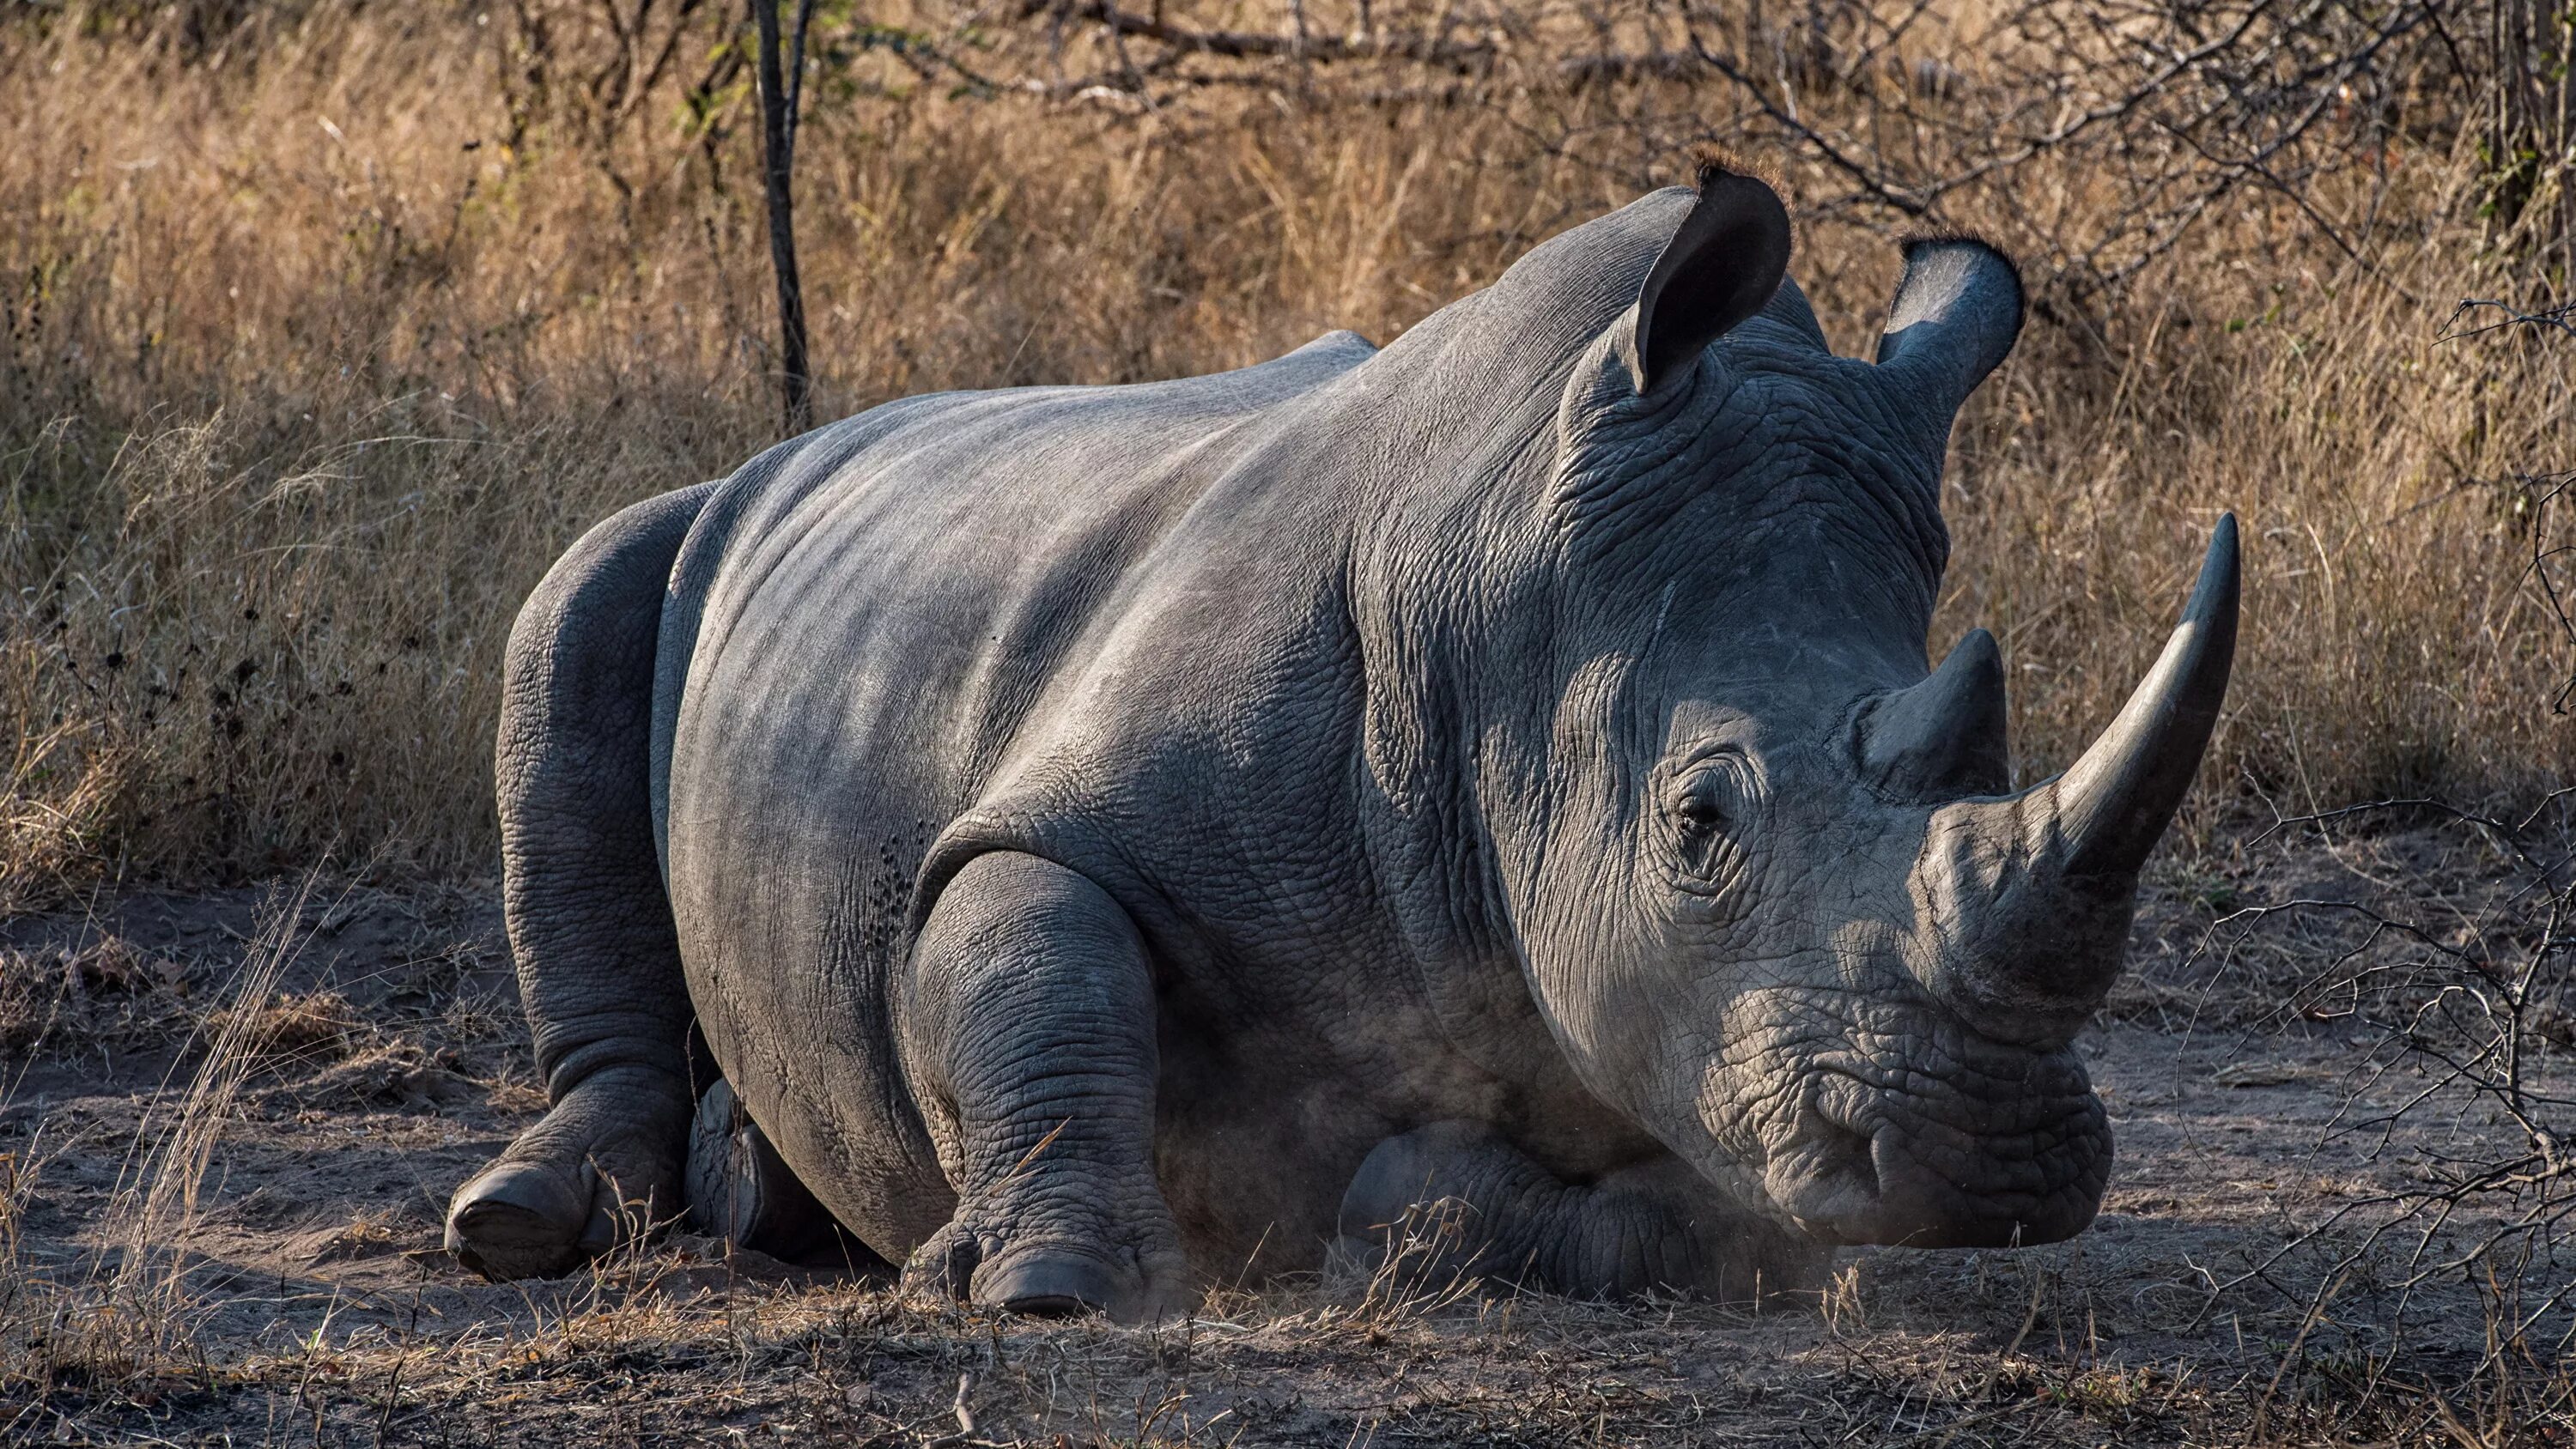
[{"xmin": 446, "ymin": 167, "xmax": 2240, "ymax": 1322}]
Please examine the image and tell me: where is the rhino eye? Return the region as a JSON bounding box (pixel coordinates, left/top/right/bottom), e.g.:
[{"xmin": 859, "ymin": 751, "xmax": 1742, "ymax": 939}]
[
  {"xmin": 1662, "ymin": 755, "xmax": 1753, "ymax": 895},
  {"xmin": 1675, "ymin": 791, "xmax": 1726, "ymax": 836}
]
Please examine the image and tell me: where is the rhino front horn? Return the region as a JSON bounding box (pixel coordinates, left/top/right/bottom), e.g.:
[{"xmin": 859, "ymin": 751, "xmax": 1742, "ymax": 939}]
[
  {"xmin": 1910, "ymin": 517, "xmax": 2238, "ymax": 1040},
  {"xmin": 2049, "ymin": 512, "xmax": 2239, "ymax": 882}
]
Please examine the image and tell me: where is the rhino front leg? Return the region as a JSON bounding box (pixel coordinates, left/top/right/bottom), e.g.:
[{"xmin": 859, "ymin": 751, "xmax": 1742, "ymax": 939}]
[
  {"xmin": 896, "ymin": 852, "xmax": 1195, "ymax": 1324},
  {"xmin": 1336, "ymin": 1121, "xmax": 1828, "ymax": 1302}
]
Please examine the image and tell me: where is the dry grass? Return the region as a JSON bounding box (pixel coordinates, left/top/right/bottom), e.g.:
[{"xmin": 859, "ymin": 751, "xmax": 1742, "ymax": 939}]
[
  {"xmin": 3, "ymin": 876, "xmax": 314, "ymax": 1408},
  {"xmin": 0, "ymin": 1, "xmax": 2567, "ymax": 898}
]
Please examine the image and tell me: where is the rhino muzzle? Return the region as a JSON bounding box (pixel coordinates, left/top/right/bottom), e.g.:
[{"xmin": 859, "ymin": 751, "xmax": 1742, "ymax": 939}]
[{"xmin": 1755, "ymin": 1051, "xmax": 2113, "ymax": 1249}]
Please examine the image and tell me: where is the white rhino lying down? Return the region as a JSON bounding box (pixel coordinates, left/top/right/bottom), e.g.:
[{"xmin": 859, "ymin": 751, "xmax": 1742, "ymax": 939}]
[{"xmin": 446, "ymin": 163, "xmax": 2238, "ymax": 1322}]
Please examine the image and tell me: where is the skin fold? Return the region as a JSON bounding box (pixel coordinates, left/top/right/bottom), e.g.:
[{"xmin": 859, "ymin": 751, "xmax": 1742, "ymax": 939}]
[{"xmin": 446, "ymin": 165, "xmax": 2239, "ymax": 1321}]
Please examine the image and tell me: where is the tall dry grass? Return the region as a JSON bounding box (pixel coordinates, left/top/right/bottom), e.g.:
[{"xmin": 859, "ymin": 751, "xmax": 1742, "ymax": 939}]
[
  {"xmin": 0, "ymin": 0, "xmax": 2567, "ymax": 901},
  {"xmin": 0, "ymin": 875, "xmax": 317, "ymax": 1393}
]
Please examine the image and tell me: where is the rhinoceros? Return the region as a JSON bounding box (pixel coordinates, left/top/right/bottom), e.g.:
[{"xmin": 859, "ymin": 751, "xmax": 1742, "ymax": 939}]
[{"xmin": 444, "ymin": 162, "xmax": 2238, "ymax": 1322}]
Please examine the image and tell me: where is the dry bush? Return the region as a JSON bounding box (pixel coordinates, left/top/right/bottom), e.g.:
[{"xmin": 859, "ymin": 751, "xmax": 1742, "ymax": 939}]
[
  {"xmin": 0, "ymin": 0, "xmax": 2568, "ymax": 895},
  {"xmin": 2159, "ymin": 795, "xmax": 2576, "ymax": 1396}
]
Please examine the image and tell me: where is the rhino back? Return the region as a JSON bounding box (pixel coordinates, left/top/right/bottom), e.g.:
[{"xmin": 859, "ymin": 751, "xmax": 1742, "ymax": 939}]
[{"xmin": 646, "ymin": 331, "xmax": 1454, "ymax": 1253}]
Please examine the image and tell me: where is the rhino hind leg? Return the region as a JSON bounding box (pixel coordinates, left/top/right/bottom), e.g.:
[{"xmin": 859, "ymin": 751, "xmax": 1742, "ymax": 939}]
[
  {"xmin": 1335, "ymin": 1121, "xmax": 1829, "ymax": 1303},
  {"xmin": 898, "ymin": 852, "xmax": 1196, "ymax": 1324},
  {"xmin": 446, "ymin": 482, "xmax": 719, "ymax": 1281},
  {"xmin": 683, "ymin": 1078, "xmax": 844, "ymax": 1260}
]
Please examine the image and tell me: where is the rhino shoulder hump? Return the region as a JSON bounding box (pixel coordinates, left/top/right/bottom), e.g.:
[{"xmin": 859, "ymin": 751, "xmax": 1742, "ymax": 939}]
[{"xmin": 1284, "ymin": 329, "xmax": 1378, "ymax": 363}]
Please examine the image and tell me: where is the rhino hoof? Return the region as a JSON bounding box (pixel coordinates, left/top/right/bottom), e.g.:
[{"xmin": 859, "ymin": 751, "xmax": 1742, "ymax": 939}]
[
  {"xmin": 971, "ymin": 1251, "xmax": 1127, "ymax": 1319},
  {"xmin": 445, "ymin": 1160, "xmax": 607, "ymax": 1281}
]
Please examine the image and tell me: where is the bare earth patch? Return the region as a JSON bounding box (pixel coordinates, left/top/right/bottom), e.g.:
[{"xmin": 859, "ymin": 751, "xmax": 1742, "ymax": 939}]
[{"xmin": 4, "ymin": 830, "xmax": 2571, "ymax": 1446}]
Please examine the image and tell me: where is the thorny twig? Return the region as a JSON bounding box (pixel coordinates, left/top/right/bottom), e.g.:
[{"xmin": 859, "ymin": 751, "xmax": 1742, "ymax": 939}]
[
  {"xmin": 2181, "ymin": 793, "xmax": 2576, "ymax": 1373},
  {"xmin": 2442, "ymin": 297, "xmax": 2576, "ymax": 342}
]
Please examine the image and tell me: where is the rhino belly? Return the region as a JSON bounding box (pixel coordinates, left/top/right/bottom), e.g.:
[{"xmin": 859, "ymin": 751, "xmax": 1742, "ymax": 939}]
[{"xmin": 662, "ymin": 715, "xmax": 962, "ymax": 1259}]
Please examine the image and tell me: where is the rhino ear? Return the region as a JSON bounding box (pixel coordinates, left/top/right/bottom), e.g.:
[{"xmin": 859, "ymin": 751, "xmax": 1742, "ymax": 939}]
[
  {"xmin": 1874, "ymin": 235, "xmax": 2024, "ymax": 415},
  {"xmin": 1618, "ymin": 165, "xmax": 1793, "ymax": 395}
]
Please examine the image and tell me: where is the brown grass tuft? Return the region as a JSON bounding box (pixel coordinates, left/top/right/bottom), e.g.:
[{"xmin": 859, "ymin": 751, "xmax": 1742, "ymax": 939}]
[
  {"xmin": 1689, "ymin": 144, "xmax": 1786, "ymax": 196},
  {"xmin": 204, "ymin": 990, "xmax": 363, "ymax": 1066}
]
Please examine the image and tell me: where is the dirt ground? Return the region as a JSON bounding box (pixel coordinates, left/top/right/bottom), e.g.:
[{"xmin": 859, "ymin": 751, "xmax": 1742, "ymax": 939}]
[{"xmin": 3, "ymin": 821, "xmax": 2571, "ymax": 1446}]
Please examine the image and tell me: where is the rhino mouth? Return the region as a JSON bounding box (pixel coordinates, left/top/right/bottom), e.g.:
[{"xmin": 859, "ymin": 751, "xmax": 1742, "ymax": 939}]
[{"xmin": 1757, "ymin": 1053, "xmax": 2111, "ymax": 1249}]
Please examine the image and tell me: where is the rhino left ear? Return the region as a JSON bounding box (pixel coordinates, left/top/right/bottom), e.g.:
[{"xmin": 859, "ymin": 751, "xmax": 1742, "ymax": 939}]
[{"xmin": 1618, "ymin": 165, "xmax": 1793, "ymax": 396}]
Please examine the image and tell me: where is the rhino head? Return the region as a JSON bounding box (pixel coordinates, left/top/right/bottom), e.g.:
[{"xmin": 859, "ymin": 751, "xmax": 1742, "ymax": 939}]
[{"xmin": 1388, "ymin": 164, "xmax": 2238, "ymax": 1252}]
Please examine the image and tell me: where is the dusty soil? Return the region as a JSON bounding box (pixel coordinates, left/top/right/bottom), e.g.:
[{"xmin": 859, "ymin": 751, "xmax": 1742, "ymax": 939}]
[{"xmin": 3, "ymin": 820, "xmax": 2570, "ymax": 1446}]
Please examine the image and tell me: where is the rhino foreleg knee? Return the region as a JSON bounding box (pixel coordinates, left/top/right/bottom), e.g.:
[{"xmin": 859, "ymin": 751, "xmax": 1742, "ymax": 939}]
[
  {"xmin": 1336, "ymin": 1122, "xmax": 1827, "ymax": 1302},
  {"xmin": 896, "ymin": 852, "xmax": 1194, "ymax": 1324}
]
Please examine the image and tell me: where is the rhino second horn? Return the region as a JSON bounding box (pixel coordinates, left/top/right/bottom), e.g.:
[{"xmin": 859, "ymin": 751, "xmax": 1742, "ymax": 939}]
[
  {"xmin": 1861, "ymin": 627, "xmax": 2012, "ymax": 799},
  {"xmin": 2049, "ymin": 512, "xmax": 2240, "ymax": 882}
]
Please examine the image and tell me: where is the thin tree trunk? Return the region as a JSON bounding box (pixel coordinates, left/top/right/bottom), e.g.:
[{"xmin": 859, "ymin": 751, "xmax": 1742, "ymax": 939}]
[
  {"xmin": 751, "ymin": 0, "xmax": 816, "ymax": 434},
  {"xmin": 2486, "ymin": 0, "xmax": 2576, "ymax": 267}
]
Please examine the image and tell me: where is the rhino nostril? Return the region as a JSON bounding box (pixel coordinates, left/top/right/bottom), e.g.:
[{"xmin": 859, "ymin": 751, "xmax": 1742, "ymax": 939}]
[
  {"xmin": 1818, "ymin": 1119, "xmax": 1874, "ymax": 1176},
  {"xmin": 1804, "ymin": 1078, "xmax": 1880, "ymax": 1177},
  {"xmin": 1768, "ymin": 1106, "xmax": 1884, "ymax": 1243}
]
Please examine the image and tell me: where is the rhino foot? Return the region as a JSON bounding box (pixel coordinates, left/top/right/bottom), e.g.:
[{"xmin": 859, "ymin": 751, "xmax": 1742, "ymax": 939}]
[
  {"xmin": 1338, "ymin": 1121, "xmax": 1828, "ymax": 1303},
  {"xmin": 446, "ymin": 1072, "xmax": 689, "ymax": 1281},
  {"xmin": 905, "ymin": 1218, "xmax": 1195, "ymax": 1325},
  {"xmin": 973, "ymin": 1252, "xmax": 1125, "ymax": 1319},
  {"xmin": 445, "ymin": 1158, "xmax": 617, "ymax": 1281},
  {"xmin": 683, "ymin": 1079, "xmax": 840, "ymax": 1259}
]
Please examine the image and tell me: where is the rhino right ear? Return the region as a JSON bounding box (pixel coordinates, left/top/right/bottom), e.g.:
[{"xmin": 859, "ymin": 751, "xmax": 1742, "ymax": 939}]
[
  {"xmin": 1874, "ymin": 235, "xmax": 2024, "ymax": 418},
  {"xmin": 1617, "ymin": 164, "xmax": 1794, "ymax": 396}
]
